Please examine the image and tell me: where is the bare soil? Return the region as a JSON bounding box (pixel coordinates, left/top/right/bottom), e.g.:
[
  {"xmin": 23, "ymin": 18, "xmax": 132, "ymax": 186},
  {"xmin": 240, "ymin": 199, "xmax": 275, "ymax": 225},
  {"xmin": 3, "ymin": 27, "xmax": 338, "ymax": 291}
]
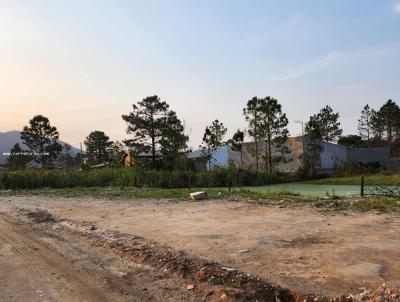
[{"xmin": 1, "ymin": 195, "xmax": 400, "ymax": 301}]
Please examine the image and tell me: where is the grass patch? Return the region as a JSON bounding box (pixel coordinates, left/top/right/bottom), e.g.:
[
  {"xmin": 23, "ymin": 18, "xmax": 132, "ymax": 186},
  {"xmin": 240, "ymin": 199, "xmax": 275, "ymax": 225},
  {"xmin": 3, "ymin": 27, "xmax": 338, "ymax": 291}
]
[
  {"xmin": 304, "ymin": 173, "xmax": 400, "ymax": 186},
  {"xmin": 0, "ymin": 186, "xmax": 303, "ymax": 201},
  {"xmin": 2, "ymin": 186, "xmax": 399, "ymax": 213},
  {"xmin": 0, "ymin": 167, "xmax": 286, "ymax": 190}
]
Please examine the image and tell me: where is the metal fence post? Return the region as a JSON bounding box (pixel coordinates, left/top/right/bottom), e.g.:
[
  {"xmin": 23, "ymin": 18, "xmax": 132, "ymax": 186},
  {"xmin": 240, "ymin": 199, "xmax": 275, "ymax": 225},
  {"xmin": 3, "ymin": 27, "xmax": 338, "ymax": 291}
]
[{"xmin": 361, "ymin": 176, "xmax": 364, "ymax": 197}]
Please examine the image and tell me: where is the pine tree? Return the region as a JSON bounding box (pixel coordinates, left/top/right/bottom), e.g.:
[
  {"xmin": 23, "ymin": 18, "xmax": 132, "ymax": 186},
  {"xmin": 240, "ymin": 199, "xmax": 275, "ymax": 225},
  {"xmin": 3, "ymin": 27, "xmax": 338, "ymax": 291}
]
[
  {"xmin": 200, "ymin": 119, "xmax": 227, "ymax": 169},
  {"xmin": 159, "ymin": 111, "xmax": 189, "ymax": 169},
  {"xmin": 358, "ymin": 105, "xmax": 373, "ymax": 141},
  {"xmin": 201, "ymin": 119, "xmax": 227, "ymax": 150},
  {"xmin": 20, "ymin": 115, "xmax": 62, "ymax": 168},
  {"xmin": 371, "ymin": 99, "xmax": 400, "ymax": 145},
  {"xmin": 259, "ymin": 97, "xmax": 289, "ymax": 172},
  {"xmin": 243, "ymin": 97, "xmax": 289, "ymax": 172},
  {"xmin": 84, "ymin": 131, "xmax": 113, "ymax": 163},
  {"xmin": 228, "ymin": 129, "xmax": 245, "ymax": 167},
  {"xmin": 7, "ymin": 143, "xmax": 32, "ymax": 170},
  {"xmin": 305, "ymin": 105, "xmax": 342, "ymax": 142},
  {"xmin": 243, "ymin": 97, "xmax": 264, "ymax": 171},
  {"xmin": 122, "ymin": 95, "xmax": 169, "ymax": 167}
]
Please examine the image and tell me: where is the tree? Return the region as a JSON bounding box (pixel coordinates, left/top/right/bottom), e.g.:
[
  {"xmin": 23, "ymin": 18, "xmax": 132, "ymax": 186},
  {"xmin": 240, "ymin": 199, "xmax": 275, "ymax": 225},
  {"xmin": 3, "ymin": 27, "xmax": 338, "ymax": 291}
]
[
  {"xmin": 21, "ymin": 115, "xmax": 62, "ymax": 168},
  {"xmin": 84, "ymin": 131, "xmax": 113, "ymax": 163},
  {"xmin": 122, "ymin": 95, "xmax": 169, "ymax": 167},
  {"xmin": 6, "ymin": 143, "xmax": 32, "ymax": 170},
  {"xmin": 227, "ymin": 129, "xmax": 245, "ymax": 167},
  {"xmin": 108, "ymin": 141, "xmax": 125, "ymax": 166},
  {"xmin": 58, "ymin": 143, "xmax": 76, "ymax": 167},
  {"xmin": 371, "ymin": 99, "xmax": 400, "ymax": 145},
  {"xmin": 305, "ymin": 105, "xmax": 342, "ymax": 142},
  {"xmin": 201, "ymin": 119, "xmax": 227, "ymax": 150},
  {"xmin": 358, "ymin": 105, "xmax": 373, "ymax": 141},
  {"xmin": 243, "ymin": 97, "xmax": 289, "ymax": 172},
  {"xmin": 159, "ymin": 111, "xmax": 189, "ymax": 169},
  {"xmin": 338, "ymin": 135, "xmax": 364, "ymax": 147},
  {"xmin": 303, "ymin": 118, "xmax": 324, "ymax": 176},
  {"xmin": 259, "ymin": 97, "xmax": 289, "ymax": 172},
  {"xmin": 200, "ymin": 119, "xmax": 227, "ymax": 169},
  {"xmin": 243, "ymin": 97, "xmax": 264, "ymax": 171}
]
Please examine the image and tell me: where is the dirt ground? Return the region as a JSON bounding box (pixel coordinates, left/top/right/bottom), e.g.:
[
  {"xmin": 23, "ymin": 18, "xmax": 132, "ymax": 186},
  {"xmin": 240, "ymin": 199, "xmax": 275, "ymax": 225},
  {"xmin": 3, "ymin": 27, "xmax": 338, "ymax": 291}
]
[
  {"xmin": 0, "ymin": 212, "xmax": 209, "ymax": 302},
  {"xmin": 1, "ymin": 195, "xmax": 400, "ymax": 300}
]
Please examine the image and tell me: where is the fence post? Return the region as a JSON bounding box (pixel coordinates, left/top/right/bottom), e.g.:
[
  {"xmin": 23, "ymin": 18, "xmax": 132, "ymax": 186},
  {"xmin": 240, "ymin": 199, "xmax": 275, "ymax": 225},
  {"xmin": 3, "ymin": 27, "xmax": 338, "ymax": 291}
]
[
  {"xmin": 360, "ymin": 175, "xmax": 364, "ymax": 197},
  {"xmin": 228, "ymin": 172, "xmax": 232, "ymax": 192}
]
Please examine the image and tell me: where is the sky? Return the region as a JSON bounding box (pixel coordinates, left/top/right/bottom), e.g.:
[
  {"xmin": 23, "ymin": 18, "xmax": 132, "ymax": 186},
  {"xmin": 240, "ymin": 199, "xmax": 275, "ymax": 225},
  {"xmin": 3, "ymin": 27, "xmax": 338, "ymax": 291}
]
[{"xmin": 1, "ymin": 0, "xmax": 400, "ymax": 149}]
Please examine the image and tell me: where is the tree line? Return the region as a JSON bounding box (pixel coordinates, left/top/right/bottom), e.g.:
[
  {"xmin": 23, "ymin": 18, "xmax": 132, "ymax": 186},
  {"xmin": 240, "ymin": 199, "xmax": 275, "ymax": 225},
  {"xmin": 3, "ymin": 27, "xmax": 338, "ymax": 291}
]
[{"xmin": 6, "ymin": 96, "xmax": 400, "ymax": 171}]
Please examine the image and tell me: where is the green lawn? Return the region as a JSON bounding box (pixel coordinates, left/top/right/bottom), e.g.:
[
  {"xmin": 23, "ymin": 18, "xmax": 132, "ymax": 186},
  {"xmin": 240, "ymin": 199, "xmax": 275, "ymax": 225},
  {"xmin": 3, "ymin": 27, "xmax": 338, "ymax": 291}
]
[
  {"xmin": 303, "ymin": 173, "xmax": 400, "ymax": 186},
  {"xmin": 244, "ymin": 183, "xmax": 361, "ymax": 197}
]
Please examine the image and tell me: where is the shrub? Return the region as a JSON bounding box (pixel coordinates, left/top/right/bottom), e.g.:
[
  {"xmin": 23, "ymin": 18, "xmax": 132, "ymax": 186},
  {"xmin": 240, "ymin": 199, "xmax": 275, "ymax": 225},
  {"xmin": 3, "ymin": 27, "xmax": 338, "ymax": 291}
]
[
  {"xmin": 0, "ymin": 167, "xmax": 286, "ymax": 190},
  {"xmin": 332, "ymin": 160, "xmax": 381, "ymax": 178}
]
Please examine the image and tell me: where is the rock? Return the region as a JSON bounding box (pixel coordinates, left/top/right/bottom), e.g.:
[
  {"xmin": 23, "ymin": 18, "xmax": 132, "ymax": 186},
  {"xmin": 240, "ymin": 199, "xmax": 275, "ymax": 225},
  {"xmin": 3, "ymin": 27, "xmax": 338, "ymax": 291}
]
[
  {"xmin": 89, "ymin": 224, "xmax": 96, "ymax": 230},
  {"xmin": 236, "ymin": 249, "xmax": 249, "ymax": 254},
  {"xmin": 189, "ymin": 191, "xmax": 207, "ymax": 201},
  {"xmin": 187, "ymin": 284, "xmax": 194, "ymax": 290},
  {"xmin": 220, "ymin": 293, "xmax": 227, "ymax": 300},
  {"xmin": 221, "ymin": 267, "xmax": 236, "ymax": 272}
]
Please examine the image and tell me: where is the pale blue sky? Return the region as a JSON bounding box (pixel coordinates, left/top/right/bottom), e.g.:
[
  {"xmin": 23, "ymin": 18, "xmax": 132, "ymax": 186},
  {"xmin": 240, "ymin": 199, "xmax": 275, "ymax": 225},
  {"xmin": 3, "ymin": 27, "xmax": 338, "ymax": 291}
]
[{"xmin": 1, "ymin": 0, "xmax": 400, "ymax": 147}]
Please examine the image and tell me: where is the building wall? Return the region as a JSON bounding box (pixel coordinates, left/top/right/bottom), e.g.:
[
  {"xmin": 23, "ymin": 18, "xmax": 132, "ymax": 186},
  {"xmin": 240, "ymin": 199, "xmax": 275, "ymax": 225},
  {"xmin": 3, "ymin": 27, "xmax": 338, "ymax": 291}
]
[
  {"xmin": 189, "ymin": 137, "xmax": 397, "ymax": 173},
  {"xmin": 302, "ymin": 137, "xmax": 394, "ymax": 172},
  {"xmin": 347, "ymin": 147, "xmax": 391, "ymax": 168},
  {"xmin": 207, "ymin": 146, "xmax": 229, "ymax": 170},
  {"xmin": 228, "ymin": 137, "xmax": 303, "ymax": 172},
  {"xmin": 319, "ymin": 142, "xmax": 348, "ymax": 171}
]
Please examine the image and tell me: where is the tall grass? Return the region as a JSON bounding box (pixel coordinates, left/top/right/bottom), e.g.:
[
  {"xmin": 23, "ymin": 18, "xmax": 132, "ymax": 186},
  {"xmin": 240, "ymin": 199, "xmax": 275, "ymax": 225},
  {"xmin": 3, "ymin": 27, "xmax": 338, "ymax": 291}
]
[{"xmin": 0, "ymin": 167, "xmax": 285, "ymax": 190}]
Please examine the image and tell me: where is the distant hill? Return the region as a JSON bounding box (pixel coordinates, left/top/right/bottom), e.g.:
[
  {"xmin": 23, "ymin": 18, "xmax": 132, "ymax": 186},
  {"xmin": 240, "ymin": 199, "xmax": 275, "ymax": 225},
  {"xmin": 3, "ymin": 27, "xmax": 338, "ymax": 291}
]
[{"xmin": 0, "ymin": 130, "xmax": 79, "ymax": 165}]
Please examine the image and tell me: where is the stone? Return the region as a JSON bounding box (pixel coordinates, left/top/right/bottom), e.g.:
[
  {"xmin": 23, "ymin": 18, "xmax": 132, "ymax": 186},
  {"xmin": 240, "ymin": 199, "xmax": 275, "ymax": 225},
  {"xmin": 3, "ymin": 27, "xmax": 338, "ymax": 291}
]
[
  {"xmin": 221, "ymin": 267, "xmax": 236, "ymax": 272},
  {"xmin": 189, "ymin": 191, "xmax": 207, "ymax": 201}
]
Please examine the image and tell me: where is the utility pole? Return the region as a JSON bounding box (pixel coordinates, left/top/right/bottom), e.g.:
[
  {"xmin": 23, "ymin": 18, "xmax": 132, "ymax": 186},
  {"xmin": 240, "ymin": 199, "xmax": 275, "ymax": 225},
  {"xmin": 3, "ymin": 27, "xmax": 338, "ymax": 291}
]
[
  {"xmin": 80, "ymin": 143, "xmax": 83, "ymax": 166},
  {"xmin": 294, "ymin": 120, "xmax": 304, "ymax": 136}
]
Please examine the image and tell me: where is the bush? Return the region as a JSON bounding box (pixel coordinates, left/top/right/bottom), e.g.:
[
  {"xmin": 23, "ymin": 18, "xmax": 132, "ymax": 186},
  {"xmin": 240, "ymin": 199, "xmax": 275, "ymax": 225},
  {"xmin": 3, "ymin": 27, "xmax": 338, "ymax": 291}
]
[
  {"xmin": 331, "ymin": 160, "xmax": 381, "ymax": 178},
  {"xmin": 0, "ymin": 167, "xmax": 286, "ymax": 190}
]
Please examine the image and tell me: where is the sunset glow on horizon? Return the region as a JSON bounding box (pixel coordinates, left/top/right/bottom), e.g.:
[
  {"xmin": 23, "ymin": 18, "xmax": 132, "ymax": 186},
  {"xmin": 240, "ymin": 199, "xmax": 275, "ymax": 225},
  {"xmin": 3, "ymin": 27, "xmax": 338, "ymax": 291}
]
[{"xmin": 1, "ymin": 0, "xmax": 400, "ymax": 148}]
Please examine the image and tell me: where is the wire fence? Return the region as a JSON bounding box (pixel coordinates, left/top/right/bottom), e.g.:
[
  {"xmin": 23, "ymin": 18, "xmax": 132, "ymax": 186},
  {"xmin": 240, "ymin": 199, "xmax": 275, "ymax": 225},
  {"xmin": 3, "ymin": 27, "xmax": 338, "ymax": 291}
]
[{"xmin": 361, "ymin": 176, "xmax": 400, "ymax": 197}]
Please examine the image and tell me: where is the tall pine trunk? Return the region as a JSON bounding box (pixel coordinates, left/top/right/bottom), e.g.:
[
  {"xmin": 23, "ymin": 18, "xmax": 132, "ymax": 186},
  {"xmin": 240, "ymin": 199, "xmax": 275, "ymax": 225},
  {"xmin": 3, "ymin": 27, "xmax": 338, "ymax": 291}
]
[{"xmin": 151, "ymin": 136, "xmax": 156, "ymax": 167}]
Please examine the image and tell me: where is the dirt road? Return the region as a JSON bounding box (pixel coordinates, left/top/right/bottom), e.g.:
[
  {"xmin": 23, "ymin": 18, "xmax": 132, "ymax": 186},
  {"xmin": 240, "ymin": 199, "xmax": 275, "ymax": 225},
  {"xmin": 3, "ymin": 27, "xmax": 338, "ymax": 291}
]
[
  {"xmin": 0, "ymin": 216, "xmax": 116, "ymax": 301},
  {"xmin": 1, "ymin": 195, "xmax": 400, "ymax": 300},
  {"xmin": 0, "ymin": 214, "xmax": 207, "ymax": 301}
]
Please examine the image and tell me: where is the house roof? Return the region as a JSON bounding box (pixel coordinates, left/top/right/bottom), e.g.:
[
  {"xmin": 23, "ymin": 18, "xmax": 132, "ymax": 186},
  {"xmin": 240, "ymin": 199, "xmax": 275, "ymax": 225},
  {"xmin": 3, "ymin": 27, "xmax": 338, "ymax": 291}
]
[{"xmin": 186, "ymin": 146, "xmax": 227, "ymax": 159}]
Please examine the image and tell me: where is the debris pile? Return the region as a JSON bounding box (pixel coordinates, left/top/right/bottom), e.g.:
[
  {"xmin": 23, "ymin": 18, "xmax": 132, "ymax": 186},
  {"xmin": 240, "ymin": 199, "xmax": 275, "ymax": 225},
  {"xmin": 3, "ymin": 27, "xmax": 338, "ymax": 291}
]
[
  {"xmin": 21, "ymin": 208, "xmax": 57, "ymax": 223},
  {"xmin": 354, "ymin": 284, "xmax": 400, "ymax": 302}
]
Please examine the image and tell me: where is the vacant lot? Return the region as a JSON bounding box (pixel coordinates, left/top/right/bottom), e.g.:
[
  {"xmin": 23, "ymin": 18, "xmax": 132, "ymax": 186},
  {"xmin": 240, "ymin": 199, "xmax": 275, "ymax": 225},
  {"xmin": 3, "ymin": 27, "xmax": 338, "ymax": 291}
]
[{"xmin": 1, "ymin": 194, "xmax": 399, "ymax": 300}]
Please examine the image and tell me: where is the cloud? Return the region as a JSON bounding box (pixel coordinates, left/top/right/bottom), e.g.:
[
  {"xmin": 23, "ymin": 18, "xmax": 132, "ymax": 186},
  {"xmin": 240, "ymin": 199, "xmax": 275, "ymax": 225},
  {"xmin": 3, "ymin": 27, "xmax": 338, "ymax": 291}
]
[
  {"xmin": 393, "ymin": 2, "xmax": 400, "ymax": 13},
  {"xmin": 271, "ymin": 45, "xmax": 400, "ymax": 82},
  {"xmin": 271, "ymin": 51, "xmax": 346, "ymax": 82}
]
